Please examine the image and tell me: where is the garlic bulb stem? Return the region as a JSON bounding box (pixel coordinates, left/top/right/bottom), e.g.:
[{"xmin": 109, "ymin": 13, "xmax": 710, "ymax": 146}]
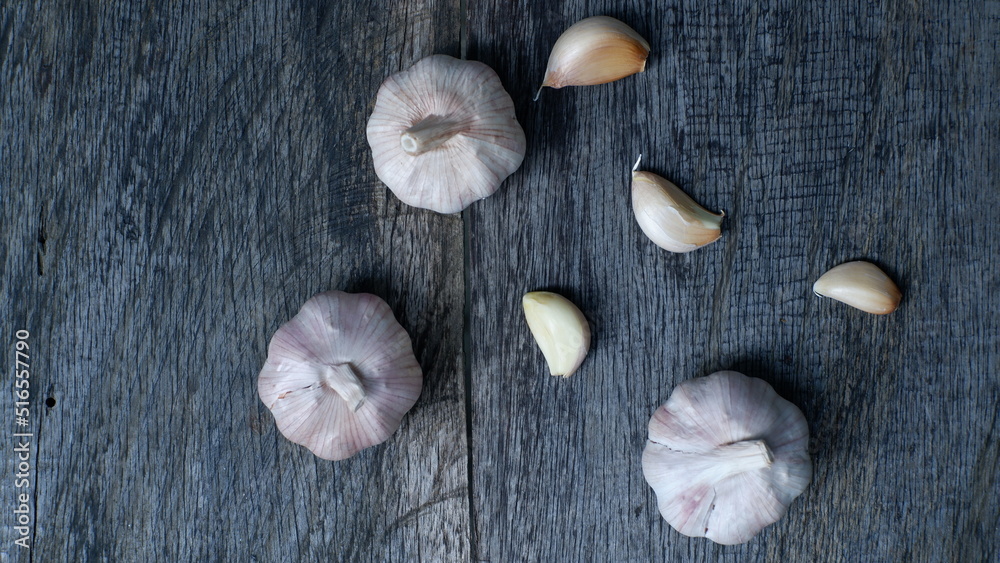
[
  {"xmin": 704, "ymin": 439, "xmax": 774, "ymax": 480},
  {"xmin": 400, "ymin": 115, "xmax": 465, "ymax": 155},
  {"xmin": 322, "ymin": 363, "xmax": 367, "ymax": 411}
]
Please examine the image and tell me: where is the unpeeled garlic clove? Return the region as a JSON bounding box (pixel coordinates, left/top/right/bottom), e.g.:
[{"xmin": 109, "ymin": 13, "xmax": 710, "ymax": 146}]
[
  {"xmin": 813, "ymin": 261, "xmax": 902, "ymax": 314},
  {"xmin": 537, "ymin": 16, "xmax": 650, "ymax": 98},
  {"xmin": 522, "ymin": 292, "xmax": 590, "ymax": 377},
  {"xmin": 631, "ymin": 159, "xmax": 724, "ymax": 253}
]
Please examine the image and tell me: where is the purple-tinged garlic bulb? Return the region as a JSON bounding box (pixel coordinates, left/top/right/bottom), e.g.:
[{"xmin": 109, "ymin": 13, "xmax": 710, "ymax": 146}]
[
  {"xmin": 642, "ymin": 371, "xmax": 811, "ymax": 545},
  {"xmin": 366, "ymin": 54, "xmax": 526, "ymax": 214},
  {"xmin": 257, "ymin": 291, "xmax": 422, "ymax": 461}
]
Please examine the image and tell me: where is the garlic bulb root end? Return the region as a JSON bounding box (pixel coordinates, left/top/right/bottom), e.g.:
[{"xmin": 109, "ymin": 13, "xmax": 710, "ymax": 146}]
[
  {"xmin": 322, "ymin": 363, "xmax": 367, "ymax": 411},
  {"xmin": 708, "ymin": 439, "xmax": 774, "ymax": 478},
  {"xmin": 400, "ymin": 115, "xmax": 465, "ymax": 156}
]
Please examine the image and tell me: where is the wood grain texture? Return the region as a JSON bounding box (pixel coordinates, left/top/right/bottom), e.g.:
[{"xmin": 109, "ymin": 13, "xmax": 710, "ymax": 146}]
[
  {"xmin": 1, "ymin": 1, "xmax": 469, "ymax": 561},
  {"xmin": 467, "ymin": 0, "xmax": 999, "ymax": 561},
  {"xmin": 2, "ymin": 0, "xmax": 998, "ymax": 561}
]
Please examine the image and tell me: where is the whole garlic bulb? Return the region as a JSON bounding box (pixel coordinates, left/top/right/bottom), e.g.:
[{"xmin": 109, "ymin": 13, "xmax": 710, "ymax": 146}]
[
  {"xmin": 257, "ymin": 291, "xmax": 423, "ymax": 460},
  {"xmin": 642, "ymin": 371, "xmax": 811, "ymax": 545},
  {"xmin": 366, "ymin": 55, "xmax": 526, "ymax": 214}
]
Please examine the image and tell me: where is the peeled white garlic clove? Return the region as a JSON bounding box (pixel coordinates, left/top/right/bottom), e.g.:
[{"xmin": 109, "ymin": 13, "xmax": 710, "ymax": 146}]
[
  {"xmin": 537, "ymin": 16, "xmax": 650, "ymax": 98},
  {"xmin": 522, "ymin": 292, "xmax": 590, "ymax": 377},
  {"xmin": 257, "ymin": 291, "xmax": 423, "ymax": 461},
  {"xmin": 367, "ymin": 55, "xmax": 526, "ymax": 214},
  {"xmin": 642, "ymin": 371, "xmax": 811, "ymax": 545},
  {"xmin": 632, "ymin": 159, "xmax": 724, "ymax": 253},
  {"xmin": 813, "ymin": 261, "xmax": 902, "ymax": 315}
]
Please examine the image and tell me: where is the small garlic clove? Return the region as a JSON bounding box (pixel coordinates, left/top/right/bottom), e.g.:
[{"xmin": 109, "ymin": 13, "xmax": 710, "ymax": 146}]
[
  {"xmin": 631, "ymin": 163, "xmax": 724, "ymax": 253},
  {"xmin": 537, "ymin": 16, "xmax": 650, "ymax": 97},
  {"xmin": 813, "ymin": 261, "xmax": 902, "ymax": 315},
  {"xmin": 522, "ymin": 292, "xmax": 591, "ymax": 377}
]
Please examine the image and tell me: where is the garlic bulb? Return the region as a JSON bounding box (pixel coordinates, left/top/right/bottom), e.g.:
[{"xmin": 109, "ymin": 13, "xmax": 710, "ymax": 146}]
[
  {"xmin": 813, "ymin": 261, "xmax": 902, "ymax": 315},
  {"xmin": 642, "ymin": 371, "xmax": 811, "ymax": 545},
  {"xmin": 632, "ymin": 159, "xmax": 724, "ymax": 252},
  {"xmin": 522, "ymin": 292, "xmax": 590, "ymax": 377},
  {"xmin": 257, "ymin": 291, "xmax": 422, "ymax": 460},
  {"xmin": 538, "ymin": 16, "xmax": 650, "ymax": 98},
  {"xmin": 367, "ymin": 55, "xmax": 526, "ymax": 214}
]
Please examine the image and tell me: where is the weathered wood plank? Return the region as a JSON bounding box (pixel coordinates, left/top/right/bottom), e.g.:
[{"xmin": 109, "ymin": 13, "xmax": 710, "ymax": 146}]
[
  {"xmin": 1, "ymin": 1, "xmax": 468, "ymax": 561},
  {"xmin": 467, "ymin": 0, "xmax": 999, "ymax": 560},
  {"xmin": 3, "ymin": 0, "xmax": 999, "ymax": 560}
]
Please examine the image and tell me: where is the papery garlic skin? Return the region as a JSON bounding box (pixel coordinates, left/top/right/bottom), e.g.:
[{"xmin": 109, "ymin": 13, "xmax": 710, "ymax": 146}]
[
  {"xmin": 258, "ymin": 291, "xmax": 423, "ymax": 461},
  {"xmin": 540, "ymin": 16, "xmax": 650, "ymax": 92},
  {"xmin": 813, "ymin": 261, "xmax": 902, "ymax": 315},
  {"xmin": 632, "ymin": 169, "xmax": 723, "ymax": 253},
  {"xmin": 522, "ymin": 292, "xmax": 591, "ymax": 377},
  {"xmin": 367, "ymin": 55, "xmax": 526, "ymax": 214},
  {"xmin": 642, "ymin": 371, "xmax": 811, "ymax": 545}
]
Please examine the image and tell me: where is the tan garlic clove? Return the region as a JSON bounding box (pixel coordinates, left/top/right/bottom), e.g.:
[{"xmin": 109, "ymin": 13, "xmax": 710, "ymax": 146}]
[
  {"xmin": 522, "ymin": 292, "xmax": 590, "ymax": 377},
  {"xmin": 642, "ymin": 371, "xmax": 812, "ymax": 545},
  {"xmin": 257, "ymin": 291, "xmax": 423, "ymax": 461},
  {"xmin": 813, "ymin": 261, "xmax": 902, "ymax": 315},
  {"xmin": 367, "ymin": 55, "xmax": 526, "ymax": 214},
  {"xmin": 631, "ymin": 158, "xmax": 724, "ymax": 253},
  {"xmin": 537, "ymin": 16, "xmax": 650, "ymax": 98}
]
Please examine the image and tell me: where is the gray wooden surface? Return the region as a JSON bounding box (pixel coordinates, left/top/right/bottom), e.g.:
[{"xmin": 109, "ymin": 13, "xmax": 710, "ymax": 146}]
[{"xmin": 2, "ymin": 0, "xmax": 998, "ymax": 561}]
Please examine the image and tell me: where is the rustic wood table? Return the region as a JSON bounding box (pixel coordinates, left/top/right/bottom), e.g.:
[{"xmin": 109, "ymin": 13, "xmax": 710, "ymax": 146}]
[{"xmin": 2, "ymin": 1, "xmax": 998, "ymax": 561}]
